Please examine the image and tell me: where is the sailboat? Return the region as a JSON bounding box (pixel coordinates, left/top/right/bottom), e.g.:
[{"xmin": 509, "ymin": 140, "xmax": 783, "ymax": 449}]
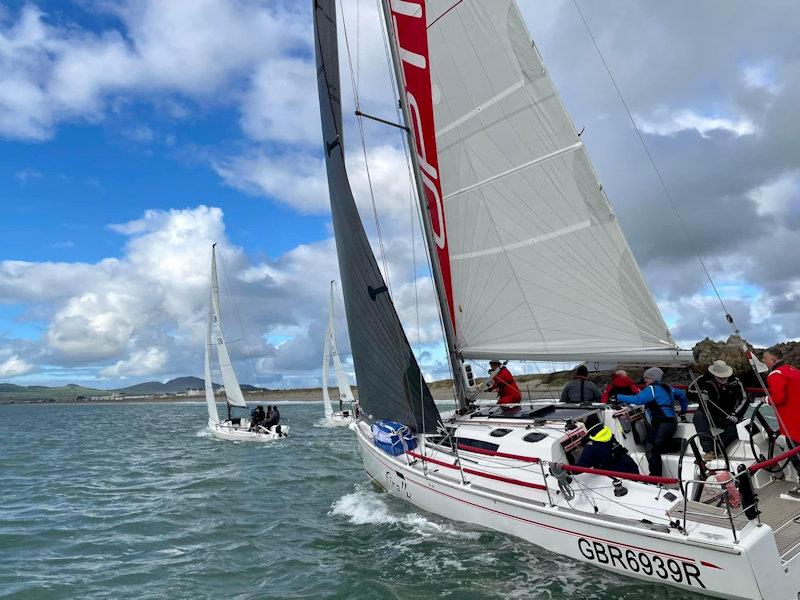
[
  {"xmin": 205, "ymin": 244, "xmax": 288, "ymax": 441},
  {"xmin": 314, "ymin": 1, "xmax": 800, "ymax": 598},
  {"xmin": 322, "ymin": 280, "xmax": 356, "ymax": 426}
]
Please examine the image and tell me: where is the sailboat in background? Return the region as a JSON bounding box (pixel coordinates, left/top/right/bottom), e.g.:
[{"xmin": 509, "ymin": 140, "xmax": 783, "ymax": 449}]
[
  {"xmin": 315, "ymin": 1, "xmax": 800, "ymax": 597},
  {"xmin": 205, "ymin": 244, "xmax": 288, "ymax": 441},
  {"xmin": 321, "ymin": 280, "xmax": 355, "ymax": 426}
]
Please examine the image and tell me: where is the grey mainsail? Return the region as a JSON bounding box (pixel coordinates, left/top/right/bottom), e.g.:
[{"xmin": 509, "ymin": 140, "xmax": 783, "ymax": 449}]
[{"xmin": 313, "ymin": 0, "xmax": 441, "ymax": 433}]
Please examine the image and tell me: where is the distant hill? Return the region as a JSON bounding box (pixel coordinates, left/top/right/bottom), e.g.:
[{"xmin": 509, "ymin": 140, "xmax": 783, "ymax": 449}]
[
  {"xmin": 116, "ymin": 376, "xmax": 262, "ymax": 395},
  {"xmin": 0, "ymin": 383, "xmax": 109, "ymax": 402}
]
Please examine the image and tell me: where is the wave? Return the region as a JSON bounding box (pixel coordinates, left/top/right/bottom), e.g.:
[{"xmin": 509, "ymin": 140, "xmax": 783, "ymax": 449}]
[{"xmin": 329, "ymin": 485, "xmax": 479, "ymax": 540}]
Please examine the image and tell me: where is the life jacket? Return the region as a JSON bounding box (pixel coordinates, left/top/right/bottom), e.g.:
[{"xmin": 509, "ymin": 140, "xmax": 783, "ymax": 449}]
[
  {"xmin": 588, "ymin": 426, "xmax": 629, "ymax": 466},
  {"xmin": 645, "ymin": 382, "xmax": 677, "ymax": 424}
]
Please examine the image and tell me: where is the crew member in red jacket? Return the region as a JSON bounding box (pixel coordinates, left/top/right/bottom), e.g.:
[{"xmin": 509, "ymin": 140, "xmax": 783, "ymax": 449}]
[
  {"xmin": 764, "ymin": 346, "xmax": 800, "ymax": 497},
  {"xmin": 600, "ymin": 370, "xmax": 641, "ymax": 404},
  {"xmin": 487, "ymin": 360, "xmax": 522, "ymax": 405}
]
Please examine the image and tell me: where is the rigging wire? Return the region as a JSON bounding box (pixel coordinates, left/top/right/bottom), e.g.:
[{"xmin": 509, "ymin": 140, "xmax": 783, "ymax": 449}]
[
  {"xmin": 571, "ymin": 0, "xmax": 739, "ymax": 336},
  {"xmin": 338, "ymin": 0, "xmax": 392, "ymax": 291}
]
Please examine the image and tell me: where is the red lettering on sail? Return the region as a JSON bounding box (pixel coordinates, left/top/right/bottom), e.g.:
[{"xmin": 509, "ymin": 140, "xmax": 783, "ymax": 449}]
[{"xmin": 389, "ymin": 0, "xmax": 456, "ymax": 329}]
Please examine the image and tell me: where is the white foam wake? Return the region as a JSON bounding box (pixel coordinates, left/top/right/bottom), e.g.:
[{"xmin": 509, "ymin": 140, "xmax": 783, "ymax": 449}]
[{"xmin": 329, "ymin": 486, "xmax": 479, "ymax": 540}]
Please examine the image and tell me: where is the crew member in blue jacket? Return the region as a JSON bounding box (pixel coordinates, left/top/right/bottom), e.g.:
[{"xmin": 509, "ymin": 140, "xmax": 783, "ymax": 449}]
[{"xmin": 617, "ymin": 367, "xmax": 688, "ymax": 476}]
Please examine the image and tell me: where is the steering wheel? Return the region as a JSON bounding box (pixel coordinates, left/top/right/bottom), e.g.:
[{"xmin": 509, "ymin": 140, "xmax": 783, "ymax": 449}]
[
  {"xmin": 678, "ymin": 433, "xmax": 731, "ymax": 502},
  {"xmin": 748, "ymin": 401, "xmax": 789, "ymax": 473}
]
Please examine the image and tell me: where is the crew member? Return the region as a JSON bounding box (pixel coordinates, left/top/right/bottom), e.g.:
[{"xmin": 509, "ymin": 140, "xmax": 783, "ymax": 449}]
[
  {"xmin": 763, "ymin": 347, "xmax": 800, "ymax": 496},
  {"xmin": 560, "ymin": 365, "xmax": 602, "ymax": 404},
  {"xmin": 249, "ymin": 405, "xmax": 266, "ymax": 431},
  {"xmin": 577, "ymin": 413, "xmax": 639, "ymax": 474},
  {"xmin": 263, "ymin": 405, "xmax": 280, "ymax": 429},
  {"xmin": 617, "ymin": 367, "xmax": 688, "ymax": 476},
  {"xmin": 600, "ymin": 370, "xmax": 640, "ymax": 404},
  {"xmin": 487, "ymin": 360, "xmax": 522, "ymax": 405},
  {"xmin": 687, "ymin": 360, "xmax": 748, "ymax": 460}
]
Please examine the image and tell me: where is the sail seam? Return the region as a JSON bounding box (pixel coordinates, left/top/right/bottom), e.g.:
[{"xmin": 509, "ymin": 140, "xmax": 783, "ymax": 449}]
[{"xmin": 443, "ymin": 141, "xmax": 582, "ymax": 201}]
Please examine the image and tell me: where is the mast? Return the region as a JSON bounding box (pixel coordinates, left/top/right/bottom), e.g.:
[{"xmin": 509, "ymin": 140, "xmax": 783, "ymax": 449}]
[{"xmin": 378, "ymin": 0, "xmax": 468, "ymax": 411}]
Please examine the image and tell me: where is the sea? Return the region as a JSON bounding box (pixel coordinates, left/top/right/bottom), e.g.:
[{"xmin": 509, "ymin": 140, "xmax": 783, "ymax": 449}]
[{"xmin": 0, "ymin": 402, "xmax": 698, "ymax": 599}]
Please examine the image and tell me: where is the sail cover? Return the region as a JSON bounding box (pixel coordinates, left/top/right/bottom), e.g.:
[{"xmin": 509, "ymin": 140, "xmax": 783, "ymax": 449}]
[
  {"xmin": 422, "ymin": 0, "xmax": 680, "ymax": 362},
  {"xmin": 314, "ymin": 0, "xmax": 441, "ymax": 433}
]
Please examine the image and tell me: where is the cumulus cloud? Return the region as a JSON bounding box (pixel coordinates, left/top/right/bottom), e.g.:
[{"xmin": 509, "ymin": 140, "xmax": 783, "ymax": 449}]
[
  {"xmin": 0, "ymin": 354, "xmax": 35, "ymax": 378},
  {"xmin": 0, "ymin": 1, "xmax": 308, "ymax": 140}
]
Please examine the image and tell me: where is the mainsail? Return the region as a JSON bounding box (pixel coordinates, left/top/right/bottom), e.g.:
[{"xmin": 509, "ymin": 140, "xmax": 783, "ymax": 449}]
[
  {"xmin": 322, "ymin": 280, "xmax": 354, "ymax": 419},
  {"xmin": 209, "ymin": 245, "xmax": 247, "ymax": 408},
  {"xmin": 204, "ymin": 289, "xmax": 220, "ymax": 423},
  {"xmin": 314, "ymin": 0, "xmax": 441, "ymax": 433},
  {"xmin": 393, "ymin": 0, "xmax": 683, "ymax": 363}
]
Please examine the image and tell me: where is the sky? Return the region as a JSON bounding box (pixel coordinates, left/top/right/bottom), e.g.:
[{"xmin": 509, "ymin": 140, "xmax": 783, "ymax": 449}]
[{"xmin": 0, "ymin": 0, "xmax": 798, "ymax": 389}]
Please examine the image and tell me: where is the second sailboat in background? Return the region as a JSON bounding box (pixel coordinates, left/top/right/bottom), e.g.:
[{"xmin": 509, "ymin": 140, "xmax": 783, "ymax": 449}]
[{"xmin": 321, "ymin": 280, "xmax": 355, "ymax": 426}]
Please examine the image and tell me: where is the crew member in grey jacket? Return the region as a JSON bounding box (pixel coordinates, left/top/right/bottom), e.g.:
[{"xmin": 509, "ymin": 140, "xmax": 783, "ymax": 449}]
[{"xmin": 560, "ymin": 365, "xmax": 602, "ymax": 404}]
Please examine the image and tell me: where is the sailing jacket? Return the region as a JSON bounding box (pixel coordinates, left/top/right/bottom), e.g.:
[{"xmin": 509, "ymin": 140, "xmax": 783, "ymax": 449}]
[
  {"xmin": 617, "ymin": 383, "xmax": 688, "ymax": 421},
  {"xmin": 577, "ymin": 426, "xmax": 639, "ymax": 474},
  {"xmin": 686, "ymin": 374, "xmax": 748, "ymax": 422},
  {"xmin": 600, "ymin": 374, "xmax": 640, "ymax": 404},
  {"xmin": 767, "ymin": 361, "xmax": 800, "ymax": 442},
  {"xmin": 488, "ymin": 367, "xmax": 521, "ymax": 404},
  {"xmin": 560, "ymin": 376, "xmax": 602, "ymax": 404}
]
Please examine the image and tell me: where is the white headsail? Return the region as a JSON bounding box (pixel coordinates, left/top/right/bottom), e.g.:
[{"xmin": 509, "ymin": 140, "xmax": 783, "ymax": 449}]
[
  {"xmin": 204, "ymin": 289, "xmax": 220, "ymax": 423},
  {"xmin": 420, "ymin": 0, "xmax": 684, "ymax": 363},
  {"xmin": 323, "ymin": 281, "xmax": 354, "ymax": 418},
  {"xmin": 209, "ymin": 245, "xmax": 247, "ymax": 408}
]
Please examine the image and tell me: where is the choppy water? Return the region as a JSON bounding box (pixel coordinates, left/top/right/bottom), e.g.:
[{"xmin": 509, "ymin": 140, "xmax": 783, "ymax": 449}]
[{"xmin": 0, "ymin": 402, "xmax": 697, "ymax": 599}]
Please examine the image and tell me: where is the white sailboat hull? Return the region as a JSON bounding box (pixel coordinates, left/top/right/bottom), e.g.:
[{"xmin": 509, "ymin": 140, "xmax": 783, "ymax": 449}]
[
  {"xmin": 208, "ymin": 418, "xmax": 289, "ymax": 442},
  {"xmin": 324, "ymin": 412, "xmax": 353, "ymax": 427},
  {"xmin": 353, "ymin": 421, "xmax": 798, "ymax": 600}
]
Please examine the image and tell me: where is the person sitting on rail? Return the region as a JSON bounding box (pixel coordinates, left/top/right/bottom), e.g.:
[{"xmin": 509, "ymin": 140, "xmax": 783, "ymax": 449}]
[
  {"xmin": 617, "ymin": 367, "xmax": 687, "ymax": 477},
  {"xmin": 560, "ymin": 365, "xmax": 602, "ymax": 404},
  {"xmin": 687, "ymin": 360, "xmax": 749, "ymax": 461},
  {"xmin": 576, "ymin": 413, "xmax": 639, "ymax": 475},
  {"xmin": 600, "ymin": 370, "xmax": 640, "ymax": 404},
  {"xmin": 487, "ymin": 360, "xmax": 522, "ymax": 405}
]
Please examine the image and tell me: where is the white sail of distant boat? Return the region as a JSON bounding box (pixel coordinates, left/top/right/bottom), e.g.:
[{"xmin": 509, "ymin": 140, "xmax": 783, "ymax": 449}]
[
  {"xmin": 314, "ymin": 1, "xmax": 800, "ymax": 598},
  {"xmin": 322, "ymin": 280, "xmax": 355, "ymax": 425},
  {"xmin": 205, "ymin": 244, "xmax": 288, "ymax": 441}
]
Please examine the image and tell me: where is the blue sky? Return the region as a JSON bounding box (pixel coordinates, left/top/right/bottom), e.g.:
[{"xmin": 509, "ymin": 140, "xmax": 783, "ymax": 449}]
[{"xmin": 1, "ymin": 0, "xmax": 799, "ymax": 389}]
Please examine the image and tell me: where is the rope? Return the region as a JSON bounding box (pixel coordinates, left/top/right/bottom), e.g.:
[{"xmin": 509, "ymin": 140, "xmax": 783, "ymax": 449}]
[
  {"xmin": 571, "ymin": 0, "xmax": 739, "ymax": 336},
  {"xmin": 338, "ymin": 0, "xmax": 392, "ymax": 290}
]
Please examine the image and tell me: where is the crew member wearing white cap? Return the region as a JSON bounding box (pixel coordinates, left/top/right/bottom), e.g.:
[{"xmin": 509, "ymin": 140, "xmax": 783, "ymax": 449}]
[
  {"xmin": 617, "ymin": 367, "xmax": 688, "ymax": 476},
  {"xmin": 687, "ymin": 360, "xmax": 749, "ymax": 461}
]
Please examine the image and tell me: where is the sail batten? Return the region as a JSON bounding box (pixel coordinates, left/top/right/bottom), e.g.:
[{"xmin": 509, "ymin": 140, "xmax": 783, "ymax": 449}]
[{"xmin": 425, "ymin": 0, "xmax": 685, "ymax": 362}]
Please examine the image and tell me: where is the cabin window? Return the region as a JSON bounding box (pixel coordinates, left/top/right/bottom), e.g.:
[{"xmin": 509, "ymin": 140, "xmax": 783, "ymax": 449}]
[
  {"xmin": 456, "ymin": 438, "xmax": 499, "ymax": 452},
  {"xmin": 489, "ymin": 428, "xmax": 512, "ymax": 438},
  {"xmin": 523, "ymin": 432, "xmax": 547, "ymax": 443}
]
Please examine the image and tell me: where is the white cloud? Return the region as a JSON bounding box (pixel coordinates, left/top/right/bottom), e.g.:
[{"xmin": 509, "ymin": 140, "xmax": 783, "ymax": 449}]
[
  {"xmin": 742, "ymin": 62, "xmax": 784, "ymax": 95},
  {"xmin": 748, "ymin": 171, "xmax": 800, "ymax": 217},
  {"xmin": 101, "ymin": 346, "xmax": 168, "ymax": 377},
  {"xmin": 0, "ymin": 354, "xmax": 34, "ymax": 378},
  {"xmin": 240, "ymin": 57, "xmax": 321, "ymax": 146},
  {"xmin": 0, "ymin": 2, "xmax": 309, "ymax": 140},
  {"xmin": 637, "ymin": 108, "xmax": 757, "ymax": 138}
]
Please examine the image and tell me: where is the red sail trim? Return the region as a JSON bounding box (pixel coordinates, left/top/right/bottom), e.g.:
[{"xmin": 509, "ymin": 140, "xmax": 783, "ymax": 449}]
[{"xmin": 389, "ymin": 1, "xmax": 456, "ymax": 329}]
